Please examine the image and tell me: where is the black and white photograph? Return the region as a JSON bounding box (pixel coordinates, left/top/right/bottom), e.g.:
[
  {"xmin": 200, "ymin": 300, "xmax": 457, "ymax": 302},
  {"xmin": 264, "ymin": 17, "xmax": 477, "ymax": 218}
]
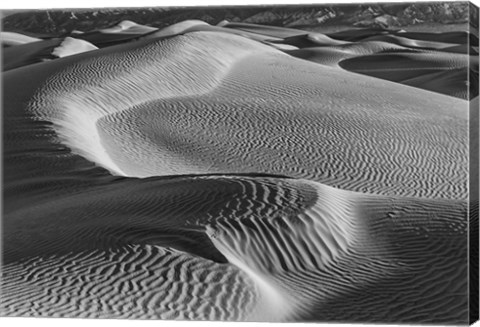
[{"xmin": 1, "ymin": 0, "xmax": 479, "ymax": 325}]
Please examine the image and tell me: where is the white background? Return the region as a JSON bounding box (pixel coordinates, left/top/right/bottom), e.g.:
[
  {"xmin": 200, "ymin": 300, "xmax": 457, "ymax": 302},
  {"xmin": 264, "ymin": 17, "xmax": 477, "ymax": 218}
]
[{"xmin": 1, "ymin": 0, "xmax": 479, "ymax": 327}]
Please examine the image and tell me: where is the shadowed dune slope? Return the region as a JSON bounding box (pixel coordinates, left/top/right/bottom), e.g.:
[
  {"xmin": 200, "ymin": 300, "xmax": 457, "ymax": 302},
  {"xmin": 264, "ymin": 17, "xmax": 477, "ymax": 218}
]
[
  {"xmin": 272, "ymin": 34, "xmax": 345, "ymax": 48},
  {"xmin": 285, "ymin": 41, "xmax": 408, "ymax": 67},
  {"xmin": 338, "ymin": 51, "xmax": 476, "ymax": 99},
  {"xmin": 401, "ymin": 68, "xmax": 474, "ymax": 100},
  {"xmin": 326, "ymin": 28, "xmax": 395, "ymax": 42},
  {"xmin": 1, "ymin": 175, "xmax": 468, "ymax": 323},
  {"xmin": 72, "ymin": 21, "xmax": 159, "ymax": 48},
  {"xmin": 2, "ymin": 38, "xmax": 62, "ymax": 71}
]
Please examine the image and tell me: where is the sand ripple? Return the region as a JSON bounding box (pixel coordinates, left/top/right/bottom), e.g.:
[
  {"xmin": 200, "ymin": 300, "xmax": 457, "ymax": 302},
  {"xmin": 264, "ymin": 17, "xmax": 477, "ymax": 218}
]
[
  {"xmin": 1, "ymin": 176, "xmax": 467, "ymax": 322},
  {"xmin": 26, "ymin": 31, "xmax": 468, "ymax": 199}
]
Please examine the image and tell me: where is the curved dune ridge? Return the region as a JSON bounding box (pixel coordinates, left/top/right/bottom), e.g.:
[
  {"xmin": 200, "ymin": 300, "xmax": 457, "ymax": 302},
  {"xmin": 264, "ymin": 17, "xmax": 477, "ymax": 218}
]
[
  {"xmin": 28, "ymin": 32, "xmax": 280, "ymax": 178},
  {"xmin": 2, "ymin": 19, "xmax": 473, "ymax": 323},
  {"xmin": 1, "ymin": 176, "xmax": 468, "ymax": 322},
  {"xmin": 28, "ymin": 31, "xmax": 468, "ymax": 199}
]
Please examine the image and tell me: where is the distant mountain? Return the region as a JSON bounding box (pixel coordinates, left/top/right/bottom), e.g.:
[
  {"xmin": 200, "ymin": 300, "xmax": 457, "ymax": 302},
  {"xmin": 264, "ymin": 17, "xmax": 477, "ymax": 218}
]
[{"xmin": 1, "ymin": 2, "xmax": 472, "ymax": 36}]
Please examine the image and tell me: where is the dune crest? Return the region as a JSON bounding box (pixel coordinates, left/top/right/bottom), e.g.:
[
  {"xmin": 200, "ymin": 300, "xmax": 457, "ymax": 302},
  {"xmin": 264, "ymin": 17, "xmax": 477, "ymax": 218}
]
[
  {"xmin": 26, "ymin": 31, "xmax": 468, "ymax": 199},
  {"xmin": 52, "ymin": 37, "xmax": 99, "ymax": 58},
  {"xmin": 27, "ymin": 32, "xmax": 279, "ymax": 177}
]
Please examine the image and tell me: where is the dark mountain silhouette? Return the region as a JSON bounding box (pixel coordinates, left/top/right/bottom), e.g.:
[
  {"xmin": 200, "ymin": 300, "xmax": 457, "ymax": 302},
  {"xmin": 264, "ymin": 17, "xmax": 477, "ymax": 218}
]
[{"xmin": 1, "ymin": 2, "xmax": 471, "ymax": 36}]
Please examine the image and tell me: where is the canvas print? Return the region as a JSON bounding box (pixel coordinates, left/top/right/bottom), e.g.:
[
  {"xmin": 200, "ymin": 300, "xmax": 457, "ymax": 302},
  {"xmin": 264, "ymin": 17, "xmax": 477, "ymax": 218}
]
[{"xmin": 1, "ymin": 1, "xmax": 479, "ymax": 324}]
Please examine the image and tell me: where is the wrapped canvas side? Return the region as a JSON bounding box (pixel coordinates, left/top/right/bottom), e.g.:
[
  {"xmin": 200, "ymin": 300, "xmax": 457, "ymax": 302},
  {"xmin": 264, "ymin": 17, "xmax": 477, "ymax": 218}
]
[{"xmin": 469, "ymin": 2, "xmax": 479, "ymax": 324}]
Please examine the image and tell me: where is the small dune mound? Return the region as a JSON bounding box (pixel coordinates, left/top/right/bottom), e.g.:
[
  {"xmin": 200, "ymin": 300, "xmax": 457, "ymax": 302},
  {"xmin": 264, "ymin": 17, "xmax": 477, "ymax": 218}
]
[
  {"xmin": 100, "ymin": 20, "xmax": 158, "ymax": 34},
  {"xmin": 361, "ymin": 34, "xmax": 458, "ymax": 50},
  {"xmin": 1, "ymin": 31, "xmax": 41, "ymax": 46},
  {"xmin": 72, "ymin": 20, "xmax": 158, "ymax": 47},
  {"xmin": 144, "ymin": 20, "xmax": 209, "ymax": 38},
  {"xmin": 276, "ymin": 33, "xmax": 348, "ymax": 48},
  {"xmin": 52, "ymin": 37, "xmax": 98, "ymax": 58}
]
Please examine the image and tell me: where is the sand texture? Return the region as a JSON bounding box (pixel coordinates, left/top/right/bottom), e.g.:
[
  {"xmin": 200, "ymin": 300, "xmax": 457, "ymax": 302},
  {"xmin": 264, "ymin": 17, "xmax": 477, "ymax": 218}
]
[{"xmin": 1, "ymin": 18, "xmax": 475, "ymax": 324}]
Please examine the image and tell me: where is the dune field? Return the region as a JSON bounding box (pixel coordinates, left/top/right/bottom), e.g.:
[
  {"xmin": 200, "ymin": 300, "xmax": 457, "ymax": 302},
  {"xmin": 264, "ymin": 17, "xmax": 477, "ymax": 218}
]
[{"xmin": 1, "ymin": 8, "xmax": 478, "ymax": 324}]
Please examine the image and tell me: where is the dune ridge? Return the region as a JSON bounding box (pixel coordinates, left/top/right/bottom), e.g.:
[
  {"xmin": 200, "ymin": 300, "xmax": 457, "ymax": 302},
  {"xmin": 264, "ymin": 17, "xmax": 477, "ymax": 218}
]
[
  {"xmin": 1, "ymin": 175, "xmax": 467, "ymax": 322},
  {"xmin": 28, "ymin": 32, "xmax": 280, "ymax": 177},
  {"xmin": 26, "ymin": 31, "xmax": 468, "ymax": 199}
]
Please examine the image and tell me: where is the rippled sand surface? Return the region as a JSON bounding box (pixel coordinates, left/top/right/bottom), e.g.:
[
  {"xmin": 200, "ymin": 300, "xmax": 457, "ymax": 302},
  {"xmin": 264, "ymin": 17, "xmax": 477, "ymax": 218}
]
[{"xmin": 1, "ymin": 20, "xmax": 475, "ymax": 324}]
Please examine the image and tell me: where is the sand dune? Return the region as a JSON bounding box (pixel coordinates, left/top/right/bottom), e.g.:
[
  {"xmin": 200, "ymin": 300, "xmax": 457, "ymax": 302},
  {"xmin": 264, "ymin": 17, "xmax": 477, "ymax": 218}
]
[
  {"xmin": 394, "ymin": 30, "xmax": 477, "ymax": 45},
  {"xmin": 21, "ymin": 31, "xmax": 468, "ymax": 199},
  {"xmin": 1, "ymin": 31, "xmax": 41, "ymax": 46},
  {"xmin": 3, "ymin": 36, "xmax": 99, "ymax": 70},
  {"xmin": 145, "ymin": 20, "xmax": 209, "ymax": 38},
  {"xmin": 52, "ymin": 37, "xmax": 98, "ymax": 58},
  {"xmin": 286, "ymin": 41, "xmax": 408, "ymax": 67},
  {"xmin": 220, "ymin": 21, "xmax": 349, "ymax": 47},
  {"xmin": 1, "ymin": 18, "xmax": 472, "ymax": 324},
  {"xmin": 1, "ymin": 175, "xmax": 467, "ymax": 322},
  {"xmin": 401, "ymin": 67, "xmax": 473, "ymax": 99},
  {"xmin": 326, "ymin": 28, "xmax": 393, "ymax": 42},
  {"xmin": 338, "ymin": 51, "xmax": 468, "ymax": 77},
  {"xmin": 275, "ymin": 33, "xmax": 348, "ymax": 48},
  {"xmin": 99, "ymin": 20, "xmax": 158, "ymax": 34},
  {"xmin": 360, "ymin": 34, "xmax": 459, "ymax": 50},
  {"xmin": 338, "ymin": 51, "xmax": 475, "ymax": 99},
  {"xmin": 219, "ymin": 21, "xmax": 318, "ymax": 38},
  {"xmin": 72, "ymin": 21, "xmax": 158, "ymax": 47},
  {"xmin": 142, "ymin": 20, "xmax": 285, "ymax": 44},
  {"xmin": 2, "ymin": 38, "xmax": 63, "ymax": 70},
  {"xmin": 440, "ymin": 43, "xmax": 479, "ymax": 54}
]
